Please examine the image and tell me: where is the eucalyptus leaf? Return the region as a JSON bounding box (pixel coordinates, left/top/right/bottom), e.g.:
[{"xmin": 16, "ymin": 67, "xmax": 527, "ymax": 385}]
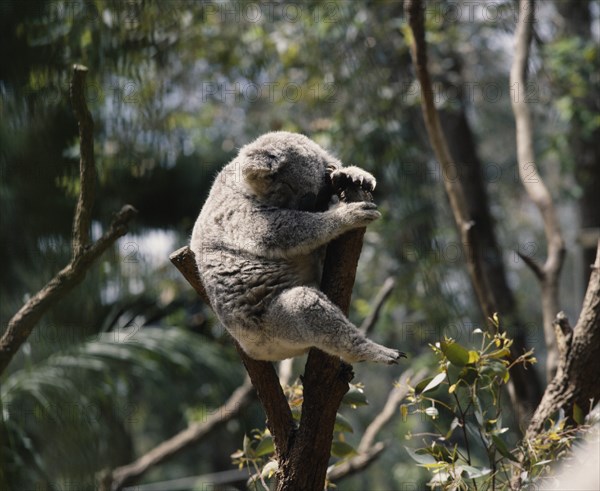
[
  {"xmin": 331, "ymin": 440, "xmax": 358, "ymax": 458},
  {"xmin": 342, "ymin": 387, "xmax": 369, "ymax": 407},
  {"xmin": 334, "ymin": 413, "xmax": 354, "ymax": 433},
  {"xmin": 420, "ymin": 372, "xmax": 446, "ymax": 394},
  {"xmin": 405, "ymin": 446, "xmax": 437, "ymax": 465},
  {"xmin": 440, "ymin": 340, "xmax": 470, "ymax": 366}
]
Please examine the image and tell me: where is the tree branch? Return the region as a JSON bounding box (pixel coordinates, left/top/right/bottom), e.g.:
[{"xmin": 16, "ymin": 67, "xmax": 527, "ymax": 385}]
[
  {"xmin": 103, "ymin": 379, "xmax": 255, "ymax": 491},
  {"xmin": 70, "ymin": 64, "xmax": 96, "ymax": 257},
  {"xmin": 360, "ymin": 277, "xmax": 396, "ymax": 335},
  {"xmin": 0, "ymin": 66, "xmax": 136, "ymax": 375},
  {"xmin": 275, "ymin": 186, "xmax": 373, "ymax": 490},
  {"xmin": 327, "ymin": 442, "xmax": 386, "ymax": 483},
  {"xmin": 510, "ymin": 0, "xmax": 565, "ymax": 382}
]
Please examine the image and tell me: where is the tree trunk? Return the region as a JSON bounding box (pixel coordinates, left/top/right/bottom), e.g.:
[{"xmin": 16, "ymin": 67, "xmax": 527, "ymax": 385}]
[
  {"xmin": 525, "ymin": 242, "xmax": 600, "ymax": 442},
  {"xmin": 440, "ymin": 108, "xmax": 543, "ymax": 419}
]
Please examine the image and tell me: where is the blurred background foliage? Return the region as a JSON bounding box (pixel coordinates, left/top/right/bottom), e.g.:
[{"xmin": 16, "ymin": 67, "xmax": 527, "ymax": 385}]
[{"xmin": 0, "ymin": 0, "xmax": 598, "ymax": 489}]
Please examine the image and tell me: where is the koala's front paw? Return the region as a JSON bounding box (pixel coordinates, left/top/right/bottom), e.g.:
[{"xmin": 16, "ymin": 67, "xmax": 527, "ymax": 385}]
[
  {"xmin": 340, "ymin": 201, "xmax": 381, "ymax": 228},
  {"xmin": 331, "ymin": 166, "xmax": 377, "ymax": 193}
]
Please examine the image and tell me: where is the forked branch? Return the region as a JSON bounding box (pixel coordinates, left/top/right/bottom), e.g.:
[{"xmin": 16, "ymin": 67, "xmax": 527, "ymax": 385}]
[
  {"xmin": 0, "ymin": 65, "xmax": 136, "ymax": 375},
  {"xmin": 510, "ymin": 0, "xmax": 565, "ymax": 382}
]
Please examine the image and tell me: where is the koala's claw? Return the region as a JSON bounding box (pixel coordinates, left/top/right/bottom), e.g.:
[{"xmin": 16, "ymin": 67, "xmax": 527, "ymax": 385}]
[
  {"xmin": 387, "ymin": 350, "xmax": 407, "ymax": 365},
  {"xmin": 363, "ymin": 344, "xmax": 406, "ymax": 365},
  {"xmin": 331, "ymin": 166, "xmax": 377, "ymax": 193}
]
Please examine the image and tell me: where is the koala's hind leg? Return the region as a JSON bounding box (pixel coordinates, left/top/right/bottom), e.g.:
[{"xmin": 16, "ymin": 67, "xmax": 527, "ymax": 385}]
[{"xmin": 265, "ymin": 287, "xmax": 404, "ymax": 364}]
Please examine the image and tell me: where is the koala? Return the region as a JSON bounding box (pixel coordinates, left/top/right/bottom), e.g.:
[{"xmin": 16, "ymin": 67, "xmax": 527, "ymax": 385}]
[{"xmin": 190, "ymin": 131, "xmax": 404, "ymax": 364}]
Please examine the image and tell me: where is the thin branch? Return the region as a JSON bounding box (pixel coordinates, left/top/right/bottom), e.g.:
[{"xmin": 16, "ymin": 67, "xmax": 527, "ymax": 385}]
[
  {"xmin": 105, "ymin": 379, "xmax": 255, "ymax": 491},
  {"xmin": 360, "ymin": 277, "xmax": 396, "ymax": 335},
  {"xmin": 510, "ymin": 0, "xmax": 565, "ymax": 382},
  {"xmin": 70, "ymin": 64, "xmax": 96, "ymax": 256},
  {"xmin": 0, "ymin": 65, "xmax": 136, "ymax": 375},
  {"xmin": 328, "ymin": 368, "xmax": 428, "ymax": 484},
  {"xmin": 404, "ymin": 0, "xmax": 493, "ymax": 323},
  {"xmin": 326, "ymin": 442, "xmax": 386, "ymax": 483},
  {"xmin": 359, "ymin": 368, "xmax": 425, "ymax": 452},
  {"xmin": 516, "ymin": 251, "xmax": 544, "ymax": 281}
]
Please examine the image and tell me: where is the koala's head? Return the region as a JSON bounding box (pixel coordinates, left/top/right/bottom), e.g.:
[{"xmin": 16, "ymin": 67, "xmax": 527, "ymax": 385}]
[{"xmin": 238, "ymin": 131, "xmax": 340, "ymax": 211}]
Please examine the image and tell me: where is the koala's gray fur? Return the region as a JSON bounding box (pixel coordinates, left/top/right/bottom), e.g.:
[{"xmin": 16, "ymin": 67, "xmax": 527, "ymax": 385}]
[{"xmin": 190, "ymin": 131, "xmax": 403, "ymax": 364}]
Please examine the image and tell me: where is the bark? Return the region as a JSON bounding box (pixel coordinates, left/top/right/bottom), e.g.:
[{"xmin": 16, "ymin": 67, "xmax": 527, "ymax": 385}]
[
  {"xmin": 0, "ymin": 65, "xmax": 137, "ymax": 375},
  {"xmin": 404, "ymin": 0, "xmax": 540, "ymax": 427},
  {"xmin": 510, "ymin": 0, "xmax": 565, "ymax": 384},
  {"xmin": 524, "ymin": 241, "xmax": 600, "ymax": 445}
]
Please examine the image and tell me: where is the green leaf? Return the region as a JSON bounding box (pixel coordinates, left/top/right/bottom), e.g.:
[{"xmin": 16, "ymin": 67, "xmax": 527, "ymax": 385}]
[
  {"xmin": 420, "ymin": 372, "xmax": 446, "ymax": 394},
  {"xmin": 334, "ymin": 413, "xmax": 354, "ymax": 433},
  {"xmin": 440, "ymin": 340, "xmax": 470, "ymax": 367},
  {"xmin": 405, "ymin": 446, "xmax": 437, "ymax": 465},
  {"xmin": 446, "ymin": 417, "xmax": 460, "ymax": 439},
  {"xmin": 573, "ymin": 403, "xmax": 585, "ymax": 425},
  {"xmin": 415, "ymin": 377, "xmax": 433, "ymax": 394},
  {"xmin": 255, "ymin": 435, "xmax": 274, "ymax": 457},
  {"xmin": 331, "ymin": 440, "xmax": 357, "ymax": 458},
  {"xmin": 492, "ymin": 435, "xmax": 518, "ymax": 462},
  {"xmin": 488, "ymin": 348, "xmax": 511, "ymax": 359},
  {"xmin": 475, "ymin": 407, "xmax": 485, "ymax": 427},
  {"xmin": 342, "ymin": 387, "xmax": 369, "ymax": 407}
]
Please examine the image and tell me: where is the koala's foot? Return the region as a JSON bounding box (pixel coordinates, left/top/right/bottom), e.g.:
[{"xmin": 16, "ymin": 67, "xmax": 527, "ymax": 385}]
[
  {"xmin": 331, "ymin": 166, "xmax": 377, "ymax": 193},
  {"xmin": 354, "ymin": 342, "xmax": 407, "ymax": 365},
  {"xmin": 264, "ymin": 286, "xmax": 405, "ymax": 366}
]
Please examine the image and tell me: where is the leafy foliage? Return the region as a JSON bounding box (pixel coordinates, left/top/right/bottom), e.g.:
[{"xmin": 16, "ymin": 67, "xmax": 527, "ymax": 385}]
[
  {"xmin": 402, "ymin": 316, "xmax": 592, "ymax": 490},
  {"xmin": 2, "ymin": 326, "xmax": 239, "ymax": 488}
]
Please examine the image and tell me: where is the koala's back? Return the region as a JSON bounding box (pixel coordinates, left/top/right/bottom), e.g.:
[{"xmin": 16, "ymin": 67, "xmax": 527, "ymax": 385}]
[{"xmin": 191, "ymin": 160, "xmax": 322, "ymax": 329}]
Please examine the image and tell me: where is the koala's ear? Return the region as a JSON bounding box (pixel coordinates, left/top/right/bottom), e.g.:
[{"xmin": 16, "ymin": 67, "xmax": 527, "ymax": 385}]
[{"xmin": 242, "ymin": 150, "xmax": 283, "ymax": 181}]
